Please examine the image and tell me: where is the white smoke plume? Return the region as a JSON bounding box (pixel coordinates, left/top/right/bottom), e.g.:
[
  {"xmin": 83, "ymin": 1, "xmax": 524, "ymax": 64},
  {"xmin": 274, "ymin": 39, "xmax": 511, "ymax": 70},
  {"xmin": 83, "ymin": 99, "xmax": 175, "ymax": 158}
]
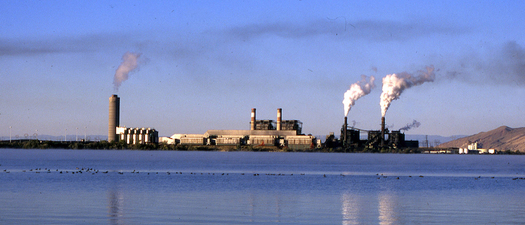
[
  {"xmin": 380, "ymin": 66, "xmax": 435, "ymax": 117},
  {"xmin": 343, "ymin": 75, "xmax": 376, "ymax": 117},
  {"xmin": 113, "ymin": 52, "xmax": 142, "ymax": 92},
  {"xmin": 400, "ymin": 120, "xmax": 421, "ymax": 131}
]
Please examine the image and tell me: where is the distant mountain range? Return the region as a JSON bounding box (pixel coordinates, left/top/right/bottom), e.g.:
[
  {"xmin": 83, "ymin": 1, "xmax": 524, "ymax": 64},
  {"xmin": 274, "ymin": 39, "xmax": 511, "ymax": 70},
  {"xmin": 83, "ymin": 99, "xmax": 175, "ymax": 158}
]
[{"xmin": 438, "ymin": 126, "xmax": 525, "ymax": 152}]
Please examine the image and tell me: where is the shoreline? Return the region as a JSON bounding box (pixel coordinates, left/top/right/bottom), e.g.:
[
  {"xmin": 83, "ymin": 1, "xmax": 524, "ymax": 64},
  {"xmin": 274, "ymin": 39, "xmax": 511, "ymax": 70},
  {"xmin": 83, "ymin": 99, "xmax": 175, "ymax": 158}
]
[{"xmin": 0, "ymin": 139, "xmax": 522, "ymax": 154}]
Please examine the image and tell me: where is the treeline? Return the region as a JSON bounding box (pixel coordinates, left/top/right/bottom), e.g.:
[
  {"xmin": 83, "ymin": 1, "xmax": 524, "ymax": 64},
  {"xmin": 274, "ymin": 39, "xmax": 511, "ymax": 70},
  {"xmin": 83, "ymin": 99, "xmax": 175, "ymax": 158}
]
[
  {"xmin": 0, "ymin": 140, "xmax": 176, "ymax": 150},
  {"xmin": 0, "ymin": 140, "xmax": 420, "ymax": 153},
  {"xmin": 0, "ymin": 140, "xmax": 308, "ymax": 151},
  {"xmin": 1, "ymin": 140, "xmax": 521, "ymax": 154},
  {"xmin": 0, "ymin": 140, "xmax": 297, "ymax": 151}
]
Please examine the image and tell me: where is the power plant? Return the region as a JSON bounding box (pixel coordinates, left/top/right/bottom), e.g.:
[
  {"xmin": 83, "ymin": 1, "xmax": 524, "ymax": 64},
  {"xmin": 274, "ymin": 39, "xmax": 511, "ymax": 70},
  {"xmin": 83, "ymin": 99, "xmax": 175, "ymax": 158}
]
[
  {"xmin": 170, "ymin": 107, "xmax": 314, "ymax": 150},
  {"xmin": 339, "ymin": 116, "xmax": 418, "ymax": 150},
  {"xmin": 101, "ymin": 51, "xmax": 433, "ymax": 152},
  {"xmin": 334, "ymin": 67, "xmax": 434, "ymax": 151},
  {"xmin": 108, "ymin": 94, "xmax": 158, "ymax": 144},
  {"xmin": 103, "ymin": 54, "xmax": 432, "ymax": 151},
  {"xmin": 250, "ymin": 108, "xmax": 303, "ymax": 134},
  {"xmin": 108, "ymin": 94, "xmax": 418, "ymax": 150}
]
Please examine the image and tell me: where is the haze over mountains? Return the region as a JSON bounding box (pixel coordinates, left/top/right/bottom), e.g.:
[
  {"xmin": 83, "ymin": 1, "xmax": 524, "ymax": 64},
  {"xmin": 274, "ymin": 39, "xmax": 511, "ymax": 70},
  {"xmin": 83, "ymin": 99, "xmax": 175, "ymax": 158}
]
[{"xmin": 438, "ymin": 126, "xmax": 525, "ymax": 152}]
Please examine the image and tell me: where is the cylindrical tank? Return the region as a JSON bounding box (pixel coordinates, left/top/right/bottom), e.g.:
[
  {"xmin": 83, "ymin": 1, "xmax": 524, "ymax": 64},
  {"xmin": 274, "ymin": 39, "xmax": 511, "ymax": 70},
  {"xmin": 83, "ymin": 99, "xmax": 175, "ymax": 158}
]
[
  {"xmin": 250, "ymin": 108, "xmax": 256, "ymax": 130},
  {"xmin": 277, "ymin": 108, "xmax": 282, "ymax": 130},
  {"xmin": 108, "ymin": 95, "xmax": 120, "ymax": 142}
]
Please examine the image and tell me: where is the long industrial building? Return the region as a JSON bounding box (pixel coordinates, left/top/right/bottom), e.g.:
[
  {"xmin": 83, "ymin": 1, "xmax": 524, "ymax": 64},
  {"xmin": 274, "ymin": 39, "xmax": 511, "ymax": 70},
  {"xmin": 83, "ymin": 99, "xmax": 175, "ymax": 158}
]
[{"xmin": 169, "ymin": 108, "xmax": 316, "ymax": 150}]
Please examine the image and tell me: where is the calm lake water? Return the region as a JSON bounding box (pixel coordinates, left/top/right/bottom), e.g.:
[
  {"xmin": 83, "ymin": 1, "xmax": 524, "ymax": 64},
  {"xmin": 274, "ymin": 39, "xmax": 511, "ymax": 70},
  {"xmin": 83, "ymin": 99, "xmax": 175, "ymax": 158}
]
[{"xmin": 0, "ymin": 149, "xmax": 524, "ymax": 224}]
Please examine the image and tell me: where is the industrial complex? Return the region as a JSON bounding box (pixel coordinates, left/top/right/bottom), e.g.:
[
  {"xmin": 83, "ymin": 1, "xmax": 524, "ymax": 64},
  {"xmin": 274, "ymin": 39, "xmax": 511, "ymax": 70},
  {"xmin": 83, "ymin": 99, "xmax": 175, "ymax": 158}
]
[
  {"xmin": 169, "ymin": 108, "xmax": 316, "ymax": 150},
  {"xmin": 108, "ymin": 95, "xmax": 159, "ymax": 145},
  {"xmin": 335, "ymin": 116, "xmax": 419, "ymax": 150},
  {"xmin": 108, "ymin": 94, "xmax": 417, "ymax": 151}
]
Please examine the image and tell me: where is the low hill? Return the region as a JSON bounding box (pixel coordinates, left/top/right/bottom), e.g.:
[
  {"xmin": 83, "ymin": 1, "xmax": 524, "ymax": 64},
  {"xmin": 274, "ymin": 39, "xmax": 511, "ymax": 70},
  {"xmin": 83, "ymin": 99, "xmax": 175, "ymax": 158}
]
[{"xmin": 438, "ymin": 126, "xmax": 525, "ymax": 152}]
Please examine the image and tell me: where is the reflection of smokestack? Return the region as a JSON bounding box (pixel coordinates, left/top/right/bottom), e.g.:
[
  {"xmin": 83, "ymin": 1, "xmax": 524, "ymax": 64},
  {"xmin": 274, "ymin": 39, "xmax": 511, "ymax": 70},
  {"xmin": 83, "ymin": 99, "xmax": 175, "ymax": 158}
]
[
  {"xmin": 381, "ymin": 117, "xmax": 385, "ymax": 147},
  {"xmin": 343, "ymin": 117, "xmax": 348, "ymax": 146},
  {"xmin": 250, "ymin": 108, "xmax": 256, "ymax": 130},
  {"xmin": 277, "ymin": 108, "xmax": 282, "ymax": 130},
  {"xmin": 108, "ymin": 95, "xmax": 120, "ymax": 142}
]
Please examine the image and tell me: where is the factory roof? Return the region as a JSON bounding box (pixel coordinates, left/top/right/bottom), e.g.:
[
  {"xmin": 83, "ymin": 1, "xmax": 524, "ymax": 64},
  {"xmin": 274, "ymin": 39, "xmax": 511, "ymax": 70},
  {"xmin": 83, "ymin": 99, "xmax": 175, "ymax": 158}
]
[{"xmin": 204, "ymin": 130, "xmax": 299, "ymax": 137}]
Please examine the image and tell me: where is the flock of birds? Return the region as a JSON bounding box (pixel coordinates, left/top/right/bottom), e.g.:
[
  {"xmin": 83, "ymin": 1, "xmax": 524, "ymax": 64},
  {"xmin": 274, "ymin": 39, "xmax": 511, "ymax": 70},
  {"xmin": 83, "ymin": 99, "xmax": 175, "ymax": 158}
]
[
  {"xmin": 0, "ymin": 167, "xmax": 312, "ymax": 177},
  {"xmin": 1, "ymin": 165, "xmax": 524, "ymax": 180}
]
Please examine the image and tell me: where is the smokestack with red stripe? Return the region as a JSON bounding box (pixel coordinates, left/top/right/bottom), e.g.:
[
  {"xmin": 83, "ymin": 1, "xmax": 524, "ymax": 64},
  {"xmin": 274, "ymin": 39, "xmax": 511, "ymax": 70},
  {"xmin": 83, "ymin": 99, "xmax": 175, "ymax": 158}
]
[
  {"xmin": 277, "ymin": 108, "xmax": 282, "ymax": 130},
  {"xmin": 250, "ymin": 108, "xmax": 256, "ymax": 130}
]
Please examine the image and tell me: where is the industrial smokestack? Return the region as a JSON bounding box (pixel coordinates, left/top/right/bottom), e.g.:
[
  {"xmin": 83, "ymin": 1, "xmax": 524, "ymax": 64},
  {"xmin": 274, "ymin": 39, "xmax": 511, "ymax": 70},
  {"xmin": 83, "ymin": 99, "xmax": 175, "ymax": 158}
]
[
  {"xmin": 108, "ymin": 95, "xmax": 120, "ymax": 142},
  {"xmin": 381, "ymin": 116, "xmax": 385, "ymax": 147},
  {"xmin": 277, "ymin": 108, "xmax": 282, "ymax": 130},
  {"xmin": 343, "ymin": 116, "xmax": 348, "ymax": 146},
  {"xmin": 250, "ymin": 108, "xmax": 256, "ymax": 130}
]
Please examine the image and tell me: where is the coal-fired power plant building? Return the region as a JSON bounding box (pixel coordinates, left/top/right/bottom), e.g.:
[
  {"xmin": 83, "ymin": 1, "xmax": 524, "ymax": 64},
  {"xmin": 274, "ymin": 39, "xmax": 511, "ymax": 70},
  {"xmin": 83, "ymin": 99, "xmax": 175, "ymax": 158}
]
[
  {"xmin": 340, "ymin": 116, "xmax": 419, "ymax": 149},
  {"xmin": 108, "ymin": 94, "xmax": 415, "ymax": 150},
  {"xmin": 169, "ymin": 108, "xmax": 315, "ymax": 150}
]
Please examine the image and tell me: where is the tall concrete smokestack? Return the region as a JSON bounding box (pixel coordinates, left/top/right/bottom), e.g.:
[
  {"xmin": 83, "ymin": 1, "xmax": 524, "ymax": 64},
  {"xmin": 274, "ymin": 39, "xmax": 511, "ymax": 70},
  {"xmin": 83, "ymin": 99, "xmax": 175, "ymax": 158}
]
[
  {"xmin": 108, "ymin": 95, "xmax": 120, "ymax": 142},
  {"xmin": 277, "ymin": 108, "xmax": 282, "ymax": 130},
  {"xmin": 381, "ymin": 116, "xmax": 386, "ymax": 147},
  {"xmin": 250, "ymin": 108, "xmax": 256, "ymax": 130},
  {"xmin": 343, "ymin": 116, "xmax": 348, "ymax": 146}
]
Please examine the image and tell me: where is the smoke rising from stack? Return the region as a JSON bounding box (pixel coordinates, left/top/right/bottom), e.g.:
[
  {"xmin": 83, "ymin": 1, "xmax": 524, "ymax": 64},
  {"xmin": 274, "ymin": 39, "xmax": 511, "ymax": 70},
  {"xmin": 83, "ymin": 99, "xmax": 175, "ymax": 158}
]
[
  {"xmin": 380, "ymin": 66, "xmax": 435, "ymax": 117},
  {"xmin": 343, "ymin": 75, "xmax": 376, "ymax": 116},
  {"xmin": 113, "ymin": 52, "xmax": 142, "ymax": 92},
  {"xmin": 400, "ymin": 120, "xmax": 421, "ymax": 131}
]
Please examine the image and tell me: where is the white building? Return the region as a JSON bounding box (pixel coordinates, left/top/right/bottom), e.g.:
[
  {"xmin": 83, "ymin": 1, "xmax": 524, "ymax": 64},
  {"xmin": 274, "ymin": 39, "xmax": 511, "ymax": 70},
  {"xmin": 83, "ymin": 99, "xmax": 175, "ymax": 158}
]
[
  {"xmin": 170, "ymin": 134, "xmax": 206, "ymax": 145},
  {"xmin": 459, "ymin": 142, "xmax": 496, "ymax": 154},
  {"xmin": 167, "ymin": 130, "xmax": 316, "ymax": 150},
  {"xmin": 159, "ymin": 137, "xmax": 175, "ymax": 144},
  {"xmin": 116, "ymin": 127, "xmax": 159, "ymax": 144},
  {"xmin": 468, "ymin": 142, "xmax": 481, "ymax": 150}
]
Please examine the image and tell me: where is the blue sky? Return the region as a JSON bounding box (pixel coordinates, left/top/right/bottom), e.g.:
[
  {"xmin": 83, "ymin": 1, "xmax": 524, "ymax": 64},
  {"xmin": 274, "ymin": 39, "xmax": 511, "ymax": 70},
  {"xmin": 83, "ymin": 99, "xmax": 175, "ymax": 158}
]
[{"xmin": 1, "ymin": 0, "xmax": 525, "ymax": 138}]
